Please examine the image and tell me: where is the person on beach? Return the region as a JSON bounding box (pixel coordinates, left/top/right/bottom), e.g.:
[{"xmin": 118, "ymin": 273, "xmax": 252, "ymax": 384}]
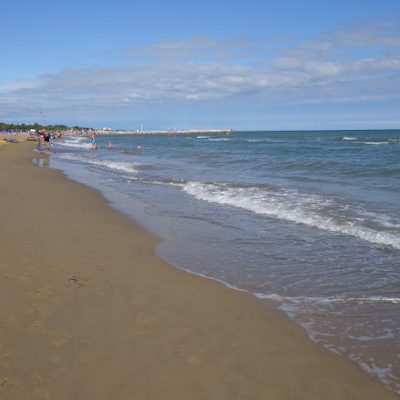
[
  {"xmin": 35, "ymin": 133, "xmax": 43, "ymax": 151},
  {"xmin": 91, "ymin": 133, "xmax": 97, "ymax": 149},
  {"xmin": 44, "ymin": 131, "xmax": 52, "ymax": 151}
]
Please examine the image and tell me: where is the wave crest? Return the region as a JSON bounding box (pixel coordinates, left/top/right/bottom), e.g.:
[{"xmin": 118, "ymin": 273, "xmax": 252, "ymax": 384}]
[{"xmin": 182, "ymin": 181, "xmax": 400, "ymax": 249}]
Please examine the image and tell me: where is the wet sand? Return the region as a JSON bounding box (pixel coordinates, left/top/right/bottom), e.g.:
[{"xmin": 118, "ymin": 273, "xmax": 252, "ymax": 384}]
[{"xmin": 0, "ymin": 141, "xmax": 397, "ymax": 399}]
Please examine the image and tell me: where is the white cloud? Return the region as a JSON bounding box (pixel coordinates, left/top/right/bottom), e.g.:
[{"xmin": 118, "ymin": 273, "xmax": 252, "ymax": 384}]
[
  {"xmin": 326, "ymin": 21, "xmax": 400, "ymax": 47},
  {"xmin": 123, "ymin": 35, "xmax": 256, "ymax": 62},
  {"xmin": 0, "ymin": 79, "xmax": 40, "ymax": 91},
  {"xmin": 1, "ymin": 21, "xmax": 400, "ymax": 123}
]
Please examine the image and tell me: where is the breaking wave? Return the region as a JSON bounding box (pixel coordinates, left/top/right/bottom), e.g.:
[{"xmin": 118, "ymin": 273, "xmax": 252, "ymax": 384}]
[
  {"xmin": 182, "ymin": 181, "xmax": 400, "ymax": 249},
  {"xmin": 56, "ymin": 153, "xmax": 140, "ymax": 173}
]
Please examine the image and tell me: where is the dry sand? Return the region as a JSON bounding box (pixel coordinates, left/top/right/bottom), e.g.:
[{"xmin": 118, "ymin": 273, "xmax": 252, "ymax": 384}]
[{"xmin": 0, "ymin": 142, "xmax": 398, "ymax": 399}]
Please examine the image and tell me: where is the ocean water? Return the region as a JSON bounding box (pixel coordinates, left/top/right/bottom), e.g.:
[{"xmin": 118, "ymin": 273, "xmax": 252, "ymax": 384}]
[{"xmin": 49, "ymin": 130, "xmax": 400, "ymax": 393}]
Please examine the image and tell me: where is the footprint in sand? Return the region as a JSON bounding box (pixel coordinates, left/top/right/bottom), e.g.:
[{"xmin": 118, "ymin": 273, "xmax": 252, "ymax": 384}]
[
  {"xmin": 68, "ymin": 276, "xmax": 88, "ymax": 288},
  {"xmin": 0, "ymin": 377, "xmax": 12, "ymax": 389}
]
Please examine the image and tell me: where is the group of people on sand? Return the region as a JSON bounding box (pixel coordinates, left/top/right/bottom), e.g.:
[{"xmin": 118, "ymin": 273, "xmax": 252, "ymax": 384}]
[
  {"xmin": 33, "ymin": 129, "xmax": 144, "ymax": 153},
  {"xmin": 35, "ymin": 130, "xmax": 54, "ymax": 152}
]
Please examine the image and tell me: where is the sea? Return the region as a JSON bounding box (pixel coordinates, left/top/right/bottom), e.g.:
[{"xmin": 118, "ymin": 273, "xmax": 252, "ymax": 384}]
[{"xmin": 47, "ymin": 130, "xmax": 400, "ymax": 393}]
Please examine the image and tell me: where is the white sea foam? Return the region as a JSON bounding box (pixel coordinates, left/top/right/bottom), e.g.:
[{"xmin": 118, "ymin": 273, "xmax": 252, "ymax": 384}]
[
  {"xmin": 350, "ymin": 356, "xmax": 398, "ymax": 391},
  {"xmin": 254, "ymin": 291, "xmax": 400, "ymax": 391},
  {"xmin": 345, "ymin": 327, "xmax": 394, "ymax": 341},
  {"xmin": 247, "ymin": 139, "xmax": 271, "ymax": 143},
  {"xmin": 182, "ymin": 181, "xmax": 400, "ymax": 249},
  {"xmin": 364, "ymin": 141, "xmax": 390, "ymax": 145},
  {"xmin": 342, "ymin": 136, "xmax": 357, "ymax": 141},
  {"xmin": 255, "ymin": 293, "xmax": 400, "ymax": 305},
  {"xmin": 57, "ymin": 137, "xmax": 92, "ymax": 149},
  {"xmin": 346, "ymin": 296, "xmax": 400, "ymax": 304},
  {"xmin": 56, "ymin": 153, "xmax": 139, "ymax": 173},
  {"xmin": 64, "ymin": 136, "xmax": 85, "ymax": 142},
  {"xmin": 196, "ymin": 135, "xmax": 229, "ymax": 142},
  {"xmin": 356, "ymin": 141, "xmax": 391, "ymax": 145}
]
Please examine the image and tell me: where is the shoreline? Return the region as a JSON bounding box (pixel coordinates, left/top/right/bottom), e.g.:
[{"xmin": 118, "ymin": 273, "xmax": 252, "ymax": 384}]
[{"xmin": 0, "ymin": 141, "xmax": 398, "ymax": 399}]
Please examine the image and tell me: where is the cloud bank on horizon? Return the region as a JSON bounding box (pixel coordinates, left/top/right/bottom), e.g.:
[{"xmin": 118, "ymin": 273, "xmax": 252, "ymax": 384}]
[{"xmin": 1, "ymin": 20, "xmax": 400, "ymax": 130}]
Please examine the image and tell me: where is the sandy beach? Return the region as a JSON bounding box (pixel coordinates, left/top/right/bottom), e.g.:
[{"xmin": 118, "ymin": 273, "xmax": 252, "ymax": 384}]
[{"xmin": 0, "ymin": 141, "xmax": 397, "ymax": 399}]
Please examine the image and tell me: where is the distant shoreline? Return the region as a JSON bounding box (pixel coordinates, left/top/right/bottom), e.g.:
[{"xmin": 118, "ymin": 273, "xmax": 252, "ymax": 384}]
[{"xmin": 97, "ymin": 128, "xmax": 235, "ymax": 135}]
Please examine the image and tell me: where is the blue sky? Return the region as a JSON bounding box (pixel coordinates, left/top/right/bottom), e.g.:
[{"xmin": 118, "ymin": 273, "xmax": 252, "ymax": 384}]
[{"xmin": 1, "ymin": 0, "xmax": 400, "ymax": 130}]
